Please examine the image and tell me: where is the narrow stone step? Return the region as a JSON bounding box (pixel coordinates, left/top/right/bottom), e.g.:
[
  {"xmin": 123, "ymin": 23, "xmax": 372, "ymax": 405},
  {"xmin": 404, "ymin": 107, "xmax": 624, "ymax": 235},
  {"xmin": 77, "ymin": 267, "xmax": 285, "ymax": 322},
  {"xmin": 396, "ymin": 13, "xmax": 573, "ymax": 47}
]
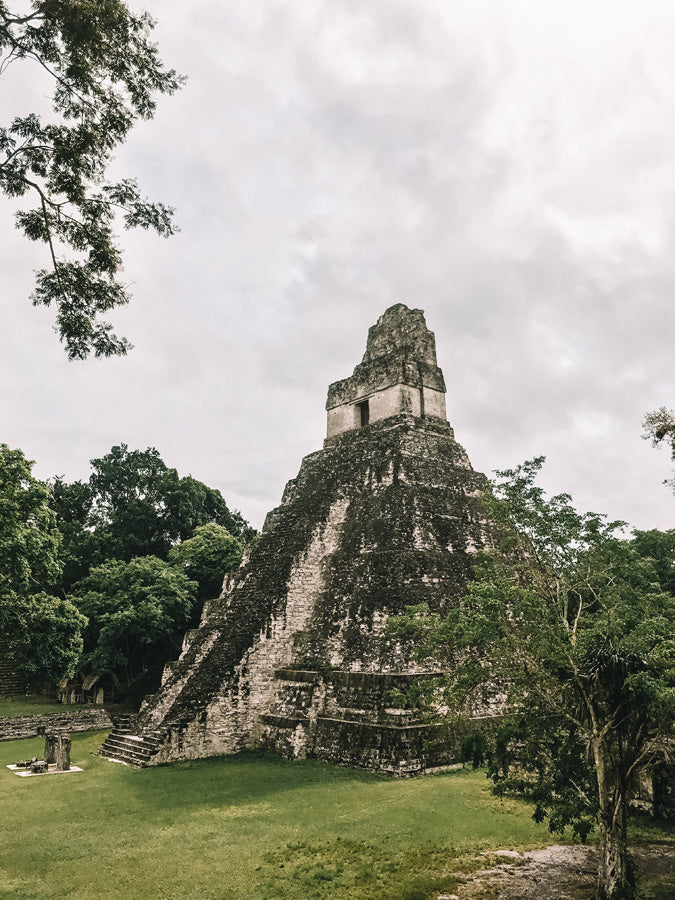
[
  {"xmin": 98, "ymin": 727, "xmax": 163, "ymax": 767},
  {"xmin": 98, "ymin": 750, "xmax": 144, "ymax": 767},
  {"xmin": 260, "ymin": 714, "xmax": 309, "ymax": 729},
  {"xmin": 103, "ymin": 733, "xmax": 157, "ymax": 750},
  {"xmin": 104, "ymin": 733, "xmax": 159, "ymax": 753},
  {"xmin": 100, "ymin": 741, "xmax": 154, "ymax": 760}
]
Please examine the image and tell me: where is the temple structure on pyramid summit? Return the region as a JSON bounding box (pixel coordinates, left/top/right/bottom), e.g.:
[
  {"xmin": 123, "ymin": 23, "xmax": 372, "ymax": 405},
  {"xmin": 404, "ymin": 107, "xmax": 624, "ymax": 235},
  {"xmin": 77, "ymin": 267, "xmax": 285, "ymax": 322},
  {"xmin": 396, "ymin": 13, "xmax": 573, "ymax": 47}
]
[{"xmin": 99, "ymin": 303, "xmax": 500, "ymax": 774}]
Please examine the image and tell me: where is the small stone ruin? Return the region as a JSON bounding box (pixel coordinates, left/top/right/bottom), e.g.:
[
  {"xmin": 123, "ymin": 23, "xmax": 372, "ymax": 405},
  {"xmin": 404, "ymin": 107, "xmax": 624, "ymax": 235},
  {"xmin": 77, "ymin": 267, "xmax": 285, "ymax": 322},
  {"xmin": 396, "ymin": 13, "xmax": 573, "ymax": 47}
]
[
  {"xmin": 44, "ymin": 731, "xmax": 71, "ymax": 770},
  {"xmin": 15, "ymin": 731, "xmax": 71, "ymax": 773}
]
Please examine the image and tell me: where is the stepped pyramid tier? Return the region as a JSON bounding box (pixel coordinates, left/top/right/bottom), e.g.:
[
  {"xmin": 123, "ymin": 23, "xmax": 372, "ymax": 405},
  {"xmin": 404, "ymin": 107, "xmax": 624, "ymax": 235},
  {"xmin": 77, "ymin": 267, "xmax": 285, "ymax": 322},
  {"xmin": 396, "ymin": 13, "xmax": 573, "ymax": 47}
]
[{"xmin": 104, "ymin": 304, "xmax": 498, "ymax": 774}]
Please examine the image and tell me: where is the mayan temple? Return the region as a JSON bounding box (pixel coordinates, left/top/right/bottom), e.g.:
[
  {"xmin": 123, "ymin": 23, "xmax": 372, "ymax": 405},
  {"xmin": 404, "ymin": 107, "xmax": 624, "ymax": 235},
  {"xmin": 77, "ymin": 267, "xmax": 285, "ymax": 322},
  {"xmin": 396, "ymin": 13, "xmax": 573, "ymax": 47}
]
[{"xmin": 100, "ymin": 304, "xmax": 497, "ymax": 773}]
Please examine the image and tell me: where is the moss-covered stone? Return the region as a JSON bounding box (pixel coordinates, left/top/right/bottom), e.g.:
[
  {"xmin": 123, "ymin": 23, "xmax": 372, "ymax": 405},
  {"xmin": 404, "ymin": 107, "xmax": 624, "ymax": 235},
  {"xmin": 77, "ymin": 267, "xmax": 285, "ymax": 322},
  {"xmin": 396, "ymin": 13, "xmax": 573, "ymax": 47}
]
[{"xmin": 127, "ymin": 305, "xmax": 499, "ymax": 774}]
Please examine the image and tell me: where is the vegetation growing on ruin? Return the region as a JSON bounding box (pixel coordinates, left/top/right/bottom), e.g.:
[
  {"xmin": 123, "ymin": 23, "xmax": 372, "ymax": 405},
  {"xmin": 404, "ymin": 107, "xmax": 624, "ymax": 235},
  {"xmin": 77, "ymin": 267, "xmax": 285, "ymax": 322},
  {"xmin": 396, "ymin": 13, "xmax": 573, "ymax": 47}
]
[{"xmin": 388, "ymin": 458, "xmax": 675, "ymax": 900}]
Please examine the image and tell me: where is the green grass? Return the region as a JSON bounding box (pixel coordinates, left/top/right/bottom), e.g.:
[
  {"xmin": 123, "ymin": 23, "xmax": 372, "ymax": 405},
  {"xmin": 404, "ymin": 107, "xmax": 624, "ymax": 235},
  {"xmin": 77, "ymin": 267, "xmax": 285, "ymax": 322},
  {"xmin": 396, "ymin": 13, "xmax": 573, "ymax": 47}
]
[
  {"xmin": 1, "ymin": 733, "xmax": 672, "ymax": 900},
  {"xmin": 0, "ymin": 696, "xmax": 83, "ymax": 717},
  {"xmin": 0, "ymin": 732, "xmax": 551, "ymax": 900}
]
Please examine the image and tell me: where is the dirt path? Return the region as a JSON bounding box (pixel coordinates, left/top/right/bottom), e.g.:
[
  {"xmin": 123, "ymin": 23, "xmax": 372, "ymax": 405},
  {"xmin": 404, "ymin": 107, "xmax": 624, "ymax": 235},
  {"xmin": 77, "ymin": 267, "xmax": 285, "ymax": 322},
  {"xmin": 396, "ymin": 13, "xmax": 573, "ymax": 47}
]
[{"xmin": 439, "ymin": 841, "xmax": 675, "ymax": 899}]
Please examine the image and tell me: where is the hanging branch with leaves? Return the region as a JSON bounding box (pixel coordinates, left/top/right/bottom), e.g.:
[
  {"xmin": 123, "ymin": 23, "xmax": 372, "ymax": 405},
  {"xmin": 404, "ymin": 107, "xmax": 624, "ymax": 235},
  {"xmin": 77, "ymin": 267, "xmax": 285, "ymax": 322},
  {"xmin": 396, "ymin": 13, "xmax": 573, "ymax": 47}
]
[{"xmin": 0, "ymin": 1, "xmax": 184, "ymax": 358}]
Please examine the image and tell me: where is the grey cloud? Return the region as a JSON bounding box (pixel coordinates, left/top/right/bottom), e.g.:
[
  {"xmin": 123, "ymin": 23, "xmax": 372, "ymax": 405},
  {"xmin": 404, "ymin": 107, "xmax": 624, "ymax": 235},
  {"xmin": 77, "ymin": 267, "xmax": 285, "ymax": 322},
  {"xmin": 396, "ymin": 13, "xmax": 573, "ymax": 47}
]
[{"xmin": 1, "ymin": 1, "xmax": 674, "ymax": 530}]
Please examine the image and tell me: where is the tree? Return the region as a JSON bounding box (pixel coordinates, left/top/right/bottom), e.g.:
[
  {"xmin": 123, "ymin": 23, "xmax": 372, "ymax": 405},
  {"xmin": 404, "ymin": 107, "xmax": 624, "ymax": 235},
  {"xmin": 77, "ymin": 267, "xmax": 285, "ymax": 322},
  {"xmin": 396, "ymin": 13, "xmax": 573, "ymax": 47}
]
[
  {"xmin": 632, "ymin": 529, "xmax": 675, "ymax": 597},
  {"xmin": 87, "ymin": 444, "xmax": 253, "ymax": 558},
  {"xmin": 49, "ymin": 475, "xmax": 100, "ymax": 591},
  {"xmin": 168, "ymin": 522, "xmax": 244, "ymax": 617},
  {"xmin": 0, "ymin": 1, "xmax": 184, "ymax": 359},
  {"xmin": 389, "ymin": 459, "xmax": 675, "ymax": 900},
  {"xmin": 86, "ymin": 443, "xmax": 181, "ymax": 561},
  {"xmin": 70, "ymin": 555, "xmax": 196, "ymax": 688},
  {"xmin": 643, "ymin": 407, "xmax": 675, "ymax": 492},
  {"xmin": 51, "ymin": 444, "xmax": 253, "ymax": 592},
  {"xmin": 0, "ymin": 443, "xmax": 85, "ymax": 684},
  {"xmin": 17, "ymin": 593, "xmax": 87, "ymax": 685}
]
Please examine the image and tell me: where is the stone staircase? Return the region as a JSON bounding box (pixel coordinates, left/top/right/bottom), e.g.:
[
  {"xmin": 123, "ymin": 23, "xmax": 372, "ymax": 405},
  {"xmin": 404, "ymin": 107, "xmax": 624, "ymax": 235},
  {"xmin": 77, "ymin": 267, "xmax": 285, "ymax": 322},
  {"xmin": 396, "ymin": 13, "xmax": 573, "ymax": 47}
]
[{"xmin": 98, "ymin": 715, "xmax": 165, "ymax": 767}]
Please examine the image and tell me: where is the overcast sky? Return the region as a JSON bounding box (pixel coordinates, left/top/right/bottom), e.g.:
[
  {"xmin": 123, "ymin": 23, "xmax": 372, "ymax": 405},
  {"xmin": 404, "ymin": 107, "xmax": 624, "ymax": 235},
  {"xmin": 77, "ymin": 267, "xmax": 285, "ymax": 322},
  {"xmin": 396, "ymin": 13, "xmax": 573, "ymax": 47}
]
[{"xmin": 2, "ymin": 0, "xmax": 674, "ymax": 532}]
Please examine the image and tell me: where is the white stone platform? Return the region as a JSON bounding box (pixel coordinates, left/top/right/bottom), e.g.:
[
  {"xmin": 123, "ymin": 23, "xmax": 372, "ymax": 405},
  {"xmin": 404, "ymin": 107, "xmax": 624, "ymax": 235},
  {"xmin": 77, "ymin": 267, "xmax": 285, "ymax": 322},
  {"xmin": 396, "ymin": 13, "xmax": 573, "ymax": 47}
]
[{"xmin": 6, "ymin": 763, "xmax": 83, "ymax": 777}]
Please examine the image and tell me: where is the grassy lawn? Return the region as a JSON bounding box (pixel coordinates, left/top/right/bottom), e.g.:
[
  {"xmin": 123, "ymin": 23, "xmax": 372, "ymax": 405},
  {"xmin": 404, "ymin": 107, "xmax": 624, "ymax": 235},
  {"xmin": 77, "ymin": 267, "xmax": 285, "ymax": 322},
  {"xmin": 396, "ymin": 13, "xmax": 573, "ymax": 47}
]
[
  {"xmin": 0, "ymin": 731, "xmax": 552, "ymax": 900},
  {"xmin": 1, "ymin": 732, "xmax": 672, "ymax": 900},
  {"xmin": 0, "ymin": 696, "xmax": 83, "ymax": 717}
]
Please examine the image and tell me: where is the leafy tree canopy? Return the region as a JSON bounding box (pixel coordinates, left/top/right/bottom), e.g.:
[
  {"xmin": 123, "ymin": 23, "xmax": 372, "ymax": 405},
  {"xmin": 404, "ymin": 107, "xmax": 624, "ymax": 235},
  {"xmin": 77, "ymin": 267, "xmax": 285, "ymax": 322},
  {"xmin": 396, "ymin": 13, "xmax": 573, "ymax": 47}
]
[
  {"xmin": 632, "ymin": 528, "xmax": 675, "ymax": 597},
  {"xmin": 71, "ymin": 554, "xmax": 196, "ymax": 688},
  {"xmin": 18, "ymin": 593, "xmax": 87, "ymax": 685},
  {"xmin": 51, "ymin": 443, "xmax": 254, "ymax": 592},
  {"xmin": 0, "ymin": 0, "xmax": 184, "ymax": 359},
  {"xmin": 0, "ymin": 442, "xmax": 61, "ymax": 596},
  {"xmin": 49, "ymin": 474, "xmax": 97, "ymax": 592},
  {"xmin": 389, "ymin": 458, "xmax": 675, "ymax": 900},
  {"xmin": 168, "ymin": 522, "xmax": 244, "ymax": 611},
  {"xmin": 0, "ymin": 443, "xmax": 85, "ymax": 683}
]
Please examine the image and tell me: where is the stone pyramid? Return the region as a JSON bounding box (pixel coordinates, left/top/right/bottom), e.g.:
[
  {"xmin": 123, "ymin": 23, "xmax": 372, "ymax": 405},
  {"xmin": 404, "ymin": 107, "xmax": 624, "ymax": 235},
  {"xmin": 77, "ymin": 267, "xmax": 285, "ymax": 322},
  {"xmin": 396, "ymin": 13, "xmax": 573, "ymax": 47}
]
[{"xmin": 116, "ymin": 304, "xmax": 496, "ymax": 774}]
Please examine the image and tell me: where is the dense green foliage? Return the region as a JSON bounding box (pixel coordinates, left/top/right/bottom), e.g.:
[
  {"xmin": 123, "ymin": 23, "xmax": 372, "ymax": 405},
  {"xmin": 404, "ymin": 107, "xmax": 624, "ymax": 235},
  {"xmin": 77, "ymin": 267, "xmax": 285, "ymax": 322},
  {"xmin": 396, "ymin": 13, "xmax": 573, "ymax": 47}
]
[
  {"xmin": 51, "ymin": 445, "xmax": 253, "ymax": 691},
  {"xmin": 70, "ymin": 555, "xmax": 196, "ymax": 687},
  {"xmin": 0, "ymin": 443, "xmax": 85, "ymax": 684},
  {"xmin": 49, "ymin": 475, "xmax": 99, "ymax": 593},
  {"xmin": 14, "ymin": 592, "xmax": 87, "ymax": 685},
  {"xmin": 51, "ymin": 444, "xmax": 252, "ymax": 594},
  {"xmin": 168, "ymin": 522, "xmax": 244, "ymax": 605},
  {"xmin": 632, "ymin": 529, "xmax": 675, "ymax": 597},
  {"xmin": 0, "ymin": 441, "xmax": 250, "ymax": 695},
  {"xmin": 0, "ymin": 444, "xmax": 61, "ymax": 596},
  {"xmin": 0, "ymin": 0, "xmax": 183, "ymax": 358},
  {"xmin": 389, "ymin": 458, "xmax": 675, "ymax": 900}
]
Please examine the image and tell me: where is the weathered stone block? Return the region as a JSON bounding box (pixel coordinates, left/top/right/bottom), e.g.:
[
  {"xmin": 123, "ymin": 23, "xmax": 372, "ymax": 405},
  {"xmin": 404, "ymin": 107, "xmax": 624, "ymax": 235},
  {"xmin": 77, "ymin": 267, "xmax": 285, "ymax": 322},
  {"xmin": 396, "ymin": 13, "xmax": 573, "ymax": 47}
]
[
  {"xmin": 44, "ymin": 732, "xmax": 71, "ymax": 770},
  {"xmin": 0, "ymin": 708, "xmax": 112, "ymax": 742}
]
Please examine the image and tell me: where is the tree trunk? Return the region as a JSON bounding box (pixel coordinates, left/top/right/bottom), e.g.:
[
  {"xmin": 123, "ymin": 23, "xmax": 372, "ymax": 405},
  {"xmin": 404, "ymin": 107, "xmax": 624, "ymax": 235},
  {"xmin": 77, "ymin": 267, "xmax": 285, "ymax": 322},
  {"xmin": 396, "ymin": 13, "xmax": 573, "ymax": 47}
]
[
  {"xmin": 593, "ymin": 739, "xmax": 635, "ymax": 900},
  {"xmin": 597, "ymin": 816, "xmax": 633, "ymax": 900}
]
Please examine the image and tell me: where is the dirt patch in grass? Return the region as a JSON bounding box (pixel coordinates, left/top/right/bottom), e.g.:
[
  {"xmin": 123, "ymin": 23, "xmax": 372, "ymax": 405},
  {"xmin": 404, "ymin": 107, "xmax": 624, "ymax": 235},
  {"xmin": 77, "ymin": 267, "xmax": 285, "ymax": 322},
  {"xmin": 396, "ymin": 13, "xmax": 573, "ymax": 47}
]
[{"xmin": 447, "ymin": 840, "xmax": 675, "ymax": 900}]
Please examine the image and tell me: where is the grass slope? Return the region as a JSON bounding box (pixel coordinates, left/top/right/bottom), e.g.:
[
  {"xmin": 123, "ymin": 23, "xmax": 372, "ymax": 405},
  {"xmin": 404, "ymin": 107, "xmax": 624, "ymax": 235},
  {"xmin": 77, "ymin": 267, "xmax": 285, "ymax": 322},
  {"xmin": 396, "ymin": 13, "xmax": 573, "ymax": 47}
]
[
  {"xmin": 0, "ymin": 732, "xmax": 550, "ymax": 900},
  {"xmin": 3, "ymin": 732, "xmax": 672, "ymax": 900},
  {"xmin": 0, "ymin": 697, "xmax": 83, "ymax": 718}
]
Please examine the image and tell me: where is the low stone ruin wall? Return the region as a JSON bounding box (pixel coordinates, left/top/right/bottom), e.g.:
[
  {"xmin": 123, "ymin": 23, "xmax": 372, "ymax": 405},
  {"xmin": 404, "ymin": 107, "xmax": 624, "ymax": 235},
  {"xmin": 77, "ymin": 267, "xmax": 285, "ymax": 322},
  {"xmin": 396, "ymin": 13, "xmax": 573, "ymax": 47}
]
[{"xmin": 0, "ymin": 708, "xmax": 112, "ymax": 742}]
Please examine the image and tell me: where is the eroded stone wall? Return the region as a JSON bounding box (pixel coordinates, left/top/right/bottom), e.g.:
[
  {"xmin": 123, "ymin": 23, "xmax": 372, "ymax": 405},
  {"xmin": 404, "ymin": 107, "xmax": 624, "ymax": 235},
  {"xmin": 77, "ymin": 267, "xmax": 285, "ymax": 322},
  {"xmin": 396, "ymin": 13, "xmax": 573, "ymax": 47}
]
[
  {"xmin": 0, "ymin": 708, "xmax": 112, "ymax": 741},
  {"xmin": 258, "ymin": 669, "xmax": 458, "ymax": 775}
]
